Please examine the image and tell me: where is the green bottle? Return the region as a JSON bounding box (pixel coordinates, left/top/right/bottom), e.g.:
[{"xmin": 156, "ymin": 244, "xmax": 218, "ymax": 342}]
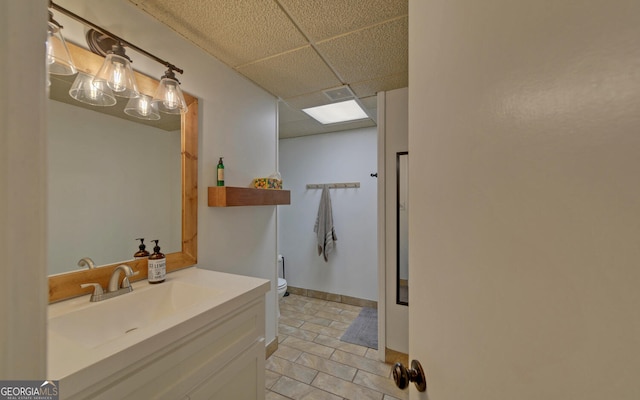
[{"xmin": 216, "ymin": 157, "xmax": 224, "ymax": 186}]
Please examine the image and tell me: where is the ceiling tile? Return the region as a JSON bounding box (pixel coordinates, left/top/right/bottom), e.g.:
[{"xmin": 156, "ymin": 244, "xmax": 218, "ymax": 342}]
[
  {"xmin": 316, "ymin": 17, "xmax": 407, "ymax": 83},
  {"xmin": 236, "ymin": 46, "xmax": 342, "ymax": 99},
  {"xmin": 359, "ymin": 95, "xmax": 378, "ymax": 122},
  {"xmin": 130, "ymin": 0, "xmax": 308, "ymax": 67},
  {"xmin": 350, "ymin": 72, "xmax": 408, "ymax": 98},
  {"xmin": 278, "ymin": 101, "xmax": 310, "ymax": 123},
  {"xmin": 359, "ymin": 95, "xmax": 378, "ymax": 109},
  {"xmin": 277, "ymin": 0, "xmax": 408, "ymax": 42}
]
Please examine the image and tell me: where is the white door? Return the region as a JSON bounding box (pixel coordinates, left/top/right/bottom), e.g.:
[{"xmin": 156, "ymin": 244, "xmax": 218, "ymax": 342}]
[{"xmin": 406, "ymin": 0, "xmax": 640, "ymax": 399}]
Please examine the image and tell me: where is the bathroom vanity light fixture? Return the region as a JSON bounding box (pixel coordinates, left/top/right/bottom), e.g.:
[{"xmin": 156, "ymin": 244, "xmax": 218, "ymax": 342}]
[
  {"xmin": 125, "ymin": 94, "xmax": 160, "ymax": 120},
  {"xmin": 46, "ymin": 11, "xmax": 76, "ymax": 76},
  {"xmin": 153, "ymin": 69, "xmax": 188, "ymax": 114},
  {"xmin": 93, "ymin": 42, "xmax": 139, "ymax": 98},
  {"xmin": 49, "ymin": 1, "xmax": 188, "ymax": 118},
  {"xmin": 69, "ymin": 72, "xmax": 117, "ymax": 106},
  {"xmin": 302, "ymin": 100, "xmax": 369, "ymax": 124}
]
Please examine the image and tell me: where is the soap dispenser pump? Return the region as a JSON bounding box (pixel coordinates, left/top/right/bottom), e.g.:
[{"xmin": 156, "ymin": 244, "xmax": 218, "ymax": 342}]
[
  {"xmin": 148, "ymin": 239, "xmax": 166, "ymax": 284},
  {"xmin": 134, "ymin": 238, "xmax": 150, "ymax": 259}
]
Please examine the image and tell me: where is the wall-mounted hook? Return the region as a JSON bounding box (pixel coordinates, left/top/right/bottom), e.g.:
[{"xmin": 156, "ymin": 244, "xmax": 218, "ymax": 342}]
[{"xmin": 370, "ymin": 173, "xmax": 378, "ymax": 178}]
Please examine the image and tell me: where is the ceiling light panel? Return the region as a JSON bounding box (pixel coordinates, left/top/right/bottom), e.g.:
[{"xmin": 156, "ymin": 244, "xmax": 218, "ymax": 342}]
[{"xmin": 302, "ymin": 100, "xmax": 369, "ymax": 124}]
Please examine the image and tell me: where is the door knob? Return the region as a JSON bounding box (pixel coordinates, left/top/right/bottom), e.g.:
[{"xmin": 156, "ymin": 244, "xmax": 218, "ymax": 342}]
[{"xmin": 393, "ymin": 360, "xmax": 426, "ymax": 392}]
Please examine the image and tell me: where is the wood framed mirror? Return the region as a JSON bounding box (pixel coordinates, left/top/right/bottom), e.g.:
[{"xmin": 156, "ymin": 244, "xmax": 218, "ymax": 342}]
[{"xmin": 48, "ymin": 43, "xmax": 198, "ymax": 303}]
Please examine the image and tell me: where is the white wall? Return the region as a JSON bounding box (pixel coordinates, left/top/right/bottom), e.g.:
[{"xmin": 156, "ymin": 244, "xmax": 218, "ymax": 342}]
[
  {"xmin": 0, "ymin": 0, "xmax": 48, "ymax": 379},
  {"xmin": 54, "ymin": 0, "xmax": 279, "ymax": 345},
  {"xmin": 409, "ymin": 0, "xmax": 640, "ymax": 398},
  {"xmin": 47, "ymin": 100, "xmax": 181, "ymax": 274},
  {"xmin": 279, "ymin": 128, "xmax": 378, "ymax": 301}
]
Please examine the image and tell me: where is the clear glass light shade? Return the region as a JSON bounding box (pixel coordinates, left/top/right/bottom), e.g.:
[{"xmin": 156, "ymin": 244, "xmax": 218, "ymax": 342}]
[
  {"xmin": 93, "ymin": 54, "xmax": 139, "ymax": 98},
  {"xmin": 124, "ymin": 94, "xmax": 160, "ymax": 120},
  {"xmin": 152, "ymin": 77, "xmax": 188, "ymax": 114},
  {"xmin": 47, "ymin": 22, "xmax": 76, "ymax": 76},
  {"xmin": 69, "ymin": 72, "xmax": 117, "ymax": 106}
]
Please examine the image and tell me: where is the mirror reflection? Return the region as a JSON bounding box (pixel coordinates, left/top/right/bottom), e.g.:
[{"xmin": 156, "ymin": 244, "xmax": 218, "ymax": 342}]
[
  {"xmin": 397, "ymin": 152, "xmax": 408, "ymax": 305},
  {"xmin": 47, "ymin": 74, "xmax": 182, "ymax": 275}
]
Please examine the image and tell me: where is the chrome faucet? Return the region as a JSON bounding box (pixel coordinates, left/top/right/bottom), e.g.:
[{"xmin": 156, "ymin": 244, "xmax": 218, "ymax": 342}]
[
  {"xmin": 108, "ymin": 264, "xmax": 136, "ymax": 292},
  {"xmin": 80, "ymin": 264, "xmax": 138, "ymax": 302},
  {"xmin": 77, "ymin": 257, "xmax": 95, "ymax": 269}
]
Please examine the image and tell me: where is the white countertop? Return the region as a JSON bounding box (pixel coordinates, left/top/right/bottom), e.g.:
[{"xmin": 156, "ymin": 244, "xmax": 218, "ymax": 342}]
[{"xmin": 48, "ymin": 267, "xmax": 269, "ymax": 384}]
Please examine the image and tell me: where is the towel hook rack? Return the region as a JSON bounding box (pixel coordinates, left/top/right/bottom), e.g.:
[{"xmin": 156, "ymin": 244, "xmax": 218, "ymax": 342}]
[{"xmin": 306, "ymin": 182, "xmax": 360, "ymax": 189}]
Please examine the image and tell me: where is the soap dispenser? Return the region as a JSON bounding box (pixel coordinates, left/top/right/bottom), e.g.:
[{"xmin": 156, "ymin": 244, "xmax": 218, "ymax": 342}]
[
  {"xmin": 134, "ymin": 238, "xmax": 150, "ymax": 259},
  {"xmin": 148, "ymin": 239, "xmax": 166, "ymax": 284}
]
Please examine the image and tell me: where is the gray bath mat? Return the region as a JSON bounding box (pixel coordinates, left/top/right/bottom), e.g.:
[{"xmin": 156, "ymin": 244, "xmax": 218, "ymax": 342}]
[{"xmin": 340, "ymin": 307, "xmax": 378, "ymax": 349}]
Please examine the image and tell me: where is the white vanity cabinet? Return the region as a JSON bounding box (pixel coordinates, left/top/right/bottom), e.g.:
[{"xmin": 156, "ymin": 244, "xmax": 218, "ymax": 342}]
[{"xmin": 49, "ymin": 268, "xmax": 269, "ymax": 400}]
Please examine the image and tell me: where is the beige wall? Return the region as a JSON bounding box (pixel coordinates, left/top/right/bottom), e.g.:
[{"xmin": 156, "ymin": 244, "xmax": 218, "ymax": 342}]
[
  {"xmin": 0, "ymin": 0, "xmax": 48, "ymax": 378},
  {"xmin": 409, "ymin": 0, "xmax": 640, "ymax": 398}
]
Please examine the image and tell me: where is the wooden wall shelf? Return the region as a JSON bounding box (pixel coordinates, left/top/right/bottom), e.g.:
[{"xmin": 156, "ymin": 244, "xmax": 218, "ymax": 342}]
[{"xmin": 208, "ymin": 186, "xmax": 290, "ymax": 207}]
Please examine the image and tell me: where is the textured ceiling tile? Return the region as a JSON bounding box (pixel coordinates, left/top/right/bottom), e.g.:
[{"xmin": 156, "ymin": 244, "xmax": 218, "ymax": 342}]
[
  {"xmin": 278, "ymin": 0, "xmax": 408, "ymax": 41},
  {"xmin": 359, "ymin": 95, "xmax": 378, "ymax": 122},
  {"xmin": 237, "ymin": 46, "xmax": 341, "ymax": 99},
  {"xmin": 350, "ymin": 72, "xmax": 408, "ymax": 98},
  {"xmin": 359, "ymin": 95, "xmax": 378, "ymax": 109},
  {"xmin": 316, "ymin": 17, "xmax": 407, "ymax": 84},
  {"xmin": 278, "ymin": 101, "xmax": 310, "ymax": 123},
  {"xmin": 130, "ymin": 0, "xmax": 308, "ymax": 67}
]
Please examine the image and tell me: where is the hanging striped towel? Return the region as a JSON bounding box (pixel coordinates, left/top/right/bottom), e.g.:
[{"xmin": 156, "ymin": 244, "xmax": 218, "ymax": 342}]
[{"xmin": 314, "ymin": 184, "xmax": 337, "ymax": 262}]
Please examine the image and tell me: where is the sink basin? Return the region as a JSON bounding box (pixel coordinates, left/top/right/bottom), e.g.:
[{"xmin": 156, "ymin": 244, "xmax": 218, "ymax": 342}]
[
  {"xmin": 47, "ymin": 268, "xmax": 271, "ymax": 399},
  {"xmin": 48, "ymin": 267, "xmax": 270, "ymax": 391},
  {"xmin": 49, "ymin": 280, "xmax": 219, "ymax": 348}
]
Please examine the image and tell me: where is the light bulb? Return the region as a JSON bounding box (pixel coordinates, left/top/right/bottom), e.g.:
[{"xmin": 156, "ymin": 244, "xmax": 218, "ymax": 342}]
[
  {"xmin": 163, "ymin": 83, "xmax": 179, "ymax": 110},
  {"xmin": 69, "ymin": 72, "xmax": 117, "ymax": 107},
  {"xmin": 124, "ymin": 94, "xmax": 159, "ymax": 120},
  {"xmin": 138, "ymin": 96, "xmax": 150, "ymax": 116},
  {"xmin": 110, "ymin": 61, "xmax": 126, "ymax": 92},
  {"xmin": 93, "ymin": 52, "xmax": 138, "ymax": 98},
  {"xmin": 153, "ymin": 71, "xmax": 187, "ymax": 114},
  {"xmin": 88, "ymin": 81, "xmax": 99, "ymax": 100}
]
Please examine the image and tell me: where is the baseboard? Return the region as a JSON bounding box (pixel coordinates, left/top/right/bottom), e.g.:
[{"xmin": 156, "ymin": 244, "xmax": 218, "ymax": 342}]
[
  {"xmin": 266, "ymin": 337, "xmax": 278, "ymax": 359},
  {"xmin": 385, "ymin": 347, "xmax": 408, "ymax": 366},
  {"xmin": 287, "ymin": 286, "xmax": 377, "ymax": 309}
]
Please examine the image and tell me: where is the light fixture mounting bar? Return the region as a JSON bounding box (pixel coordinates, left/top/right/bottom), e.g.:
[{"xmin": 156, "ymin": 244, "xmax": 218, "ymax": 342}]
[{"xmin": 49, "ymin": 0, "xmax": 183, "ymax": 74}]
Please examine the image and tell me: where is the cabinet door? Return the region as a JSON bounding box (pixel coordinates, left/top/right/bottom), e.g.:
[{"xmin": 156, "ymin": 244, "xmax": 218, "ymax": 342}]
[{"xmin": 188, "ymin": 339, "xmax": 265, "ymax": 400}]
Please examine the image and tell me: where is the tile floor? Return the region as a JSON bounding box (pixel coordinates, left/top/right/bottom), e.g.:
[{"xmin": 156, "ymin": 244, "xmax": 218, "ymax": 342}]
[{"xmin": 266, "ymin": 294, "xmax": 408, "ymax": 400}]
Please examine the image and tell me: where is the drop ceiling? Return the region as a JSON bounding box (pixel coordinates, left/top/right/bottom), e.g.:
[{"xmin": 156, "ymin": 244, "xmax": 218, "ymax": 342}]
[{"xmin": 128, "ymin": 0, "xmax": 408, "ymax": 138}]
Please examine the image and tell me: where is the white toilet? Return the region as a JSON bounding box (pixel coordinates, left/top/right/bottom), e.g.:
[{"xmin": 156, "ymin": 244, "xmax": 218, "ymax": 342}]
[
  {"xmin": 277, "ymin": 277, "xmax": 288, "ymax": 299},
  {"xmin": 277, "ymin": 255, "xmax": 288, "ymax": 319}
]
